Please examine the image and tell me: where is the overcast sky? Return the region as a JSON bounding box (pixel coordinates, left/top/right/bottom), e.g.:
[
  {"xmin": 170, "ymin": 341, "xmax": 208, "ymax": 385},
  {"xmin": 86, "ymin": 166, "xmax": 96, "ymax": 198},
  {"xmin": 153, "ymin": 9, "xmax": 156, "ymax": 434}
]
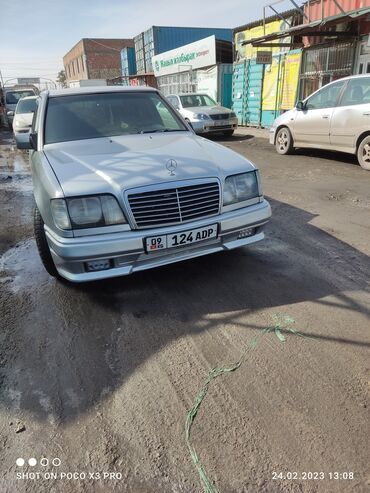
[{"xmin": 0, "ymin": 0, "xmax": 294, "ymax": 82}]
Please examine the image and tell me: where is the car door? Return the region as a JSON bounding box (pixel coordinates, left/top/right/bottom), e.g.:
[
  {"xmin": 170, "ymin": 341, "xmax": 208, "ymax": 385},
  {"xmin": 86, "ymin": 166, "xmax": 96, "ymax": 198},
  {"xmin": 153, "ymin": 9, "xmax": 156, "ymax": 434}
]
[
  {"xmin": 330, "ymin": 77, "xmax": 370, "ymax": 151},
  {"xmin": 292, "ymin": 80, "xmax": 345, "ymax": 146}
]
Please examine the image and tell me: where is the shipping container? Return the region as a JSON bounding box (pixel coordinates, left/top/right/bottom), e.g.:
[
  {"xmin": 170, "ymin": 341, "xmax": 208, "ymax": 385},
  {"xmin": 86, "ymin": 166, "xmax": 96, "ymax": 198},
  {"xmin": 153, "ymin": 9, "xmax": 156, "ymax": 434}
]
[
  {"xmin": 305, "ymin": 0, "xmax": 370, "ymax": 22},
  {"xmin": 232, "ymin": 62, "xmax": 247, "ymax": 125},
  {"xmin": 303, "ymin": 0, "xmax": 370, "ymax": 46},
  {"xmin": 218, "ymin": 64, "xmax": 233, "ymax": 108},
  {"xmin": 153, "ymin": 26, "xmax": 232, "ymax": 54},
  {"xmin": 120, "ymin": 47, "xmax": 137, "ymax": 77},
  {"xmin": 134, "ymin": 26, "xmax": 232, "ymax": 74}
]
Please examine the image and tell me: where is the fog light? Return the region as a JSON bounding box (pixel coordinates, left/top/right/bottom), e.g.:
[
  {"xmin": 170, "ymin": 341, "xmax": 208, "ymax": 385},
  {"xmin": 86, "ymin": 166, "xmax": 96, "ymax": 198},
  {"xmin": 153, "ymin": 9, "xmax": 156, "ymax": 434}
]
[
  {"xmin": 85, "ymin": 259, "xmax": 112, "ymax": 272},
  {"xmin": 238, "ymin": 228, "xmax": 255, "ymax": 239}
]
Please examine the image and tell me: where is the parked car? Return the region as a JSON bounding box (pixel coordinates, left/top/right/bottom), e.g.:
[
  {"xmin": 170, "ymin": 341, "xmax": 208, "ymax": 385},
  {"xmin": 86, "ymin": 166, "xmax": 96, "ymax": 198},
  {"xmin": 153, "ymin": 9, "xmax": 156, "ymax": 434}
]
[
  {"xmin": 13, "ymin": 96, "xmax": 37, "ymax": 145},
  {"xmin": 166, "ymin": 93, "xmax": 238, "ymax": 137},
  {"xmin": 269, "ymin": 75, "xmax": 370, "ymax": 170},
  {"xmin": 3, "ymin": 86, "xmax": 38, "ymax": 128},
  {"xmin": 15, "ymin": 86, "xmax": 270, "ymax": 282}
]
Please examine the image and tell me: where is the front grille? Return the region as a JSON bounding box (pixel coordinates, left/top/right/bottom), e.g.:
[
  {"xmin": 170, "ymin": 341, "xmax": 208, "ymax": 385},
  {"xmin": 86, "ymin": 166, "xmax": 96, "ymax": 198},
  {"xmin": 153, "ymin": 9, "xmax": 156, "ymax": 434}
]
[
  {"xmin": 127, "ymin": 182, "xmax": 220, "ymax": 228},
  {"xmin": 209, "ymin": 113, "xmax": 230, "ymax": 121},
  {"xmin": 207, "ymin": 125, "xmax": 232, "ymax": 130}
]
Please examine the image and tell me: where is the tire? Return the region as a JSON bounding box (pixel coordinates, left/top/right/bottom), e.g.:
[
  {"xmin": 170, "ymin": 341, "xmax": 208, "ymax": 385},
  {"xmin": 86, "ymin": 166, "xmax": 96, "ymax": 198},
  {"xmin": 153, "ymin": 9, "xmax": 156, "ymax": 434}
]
[
  {"xmin": 34, "ymin": 206, "xmax": 58, "ymax": 277},
  {"xmin": 357, "ymin": 134, "xmax": 370, "ymax": 170},
  {"xmin": 223, "ymin": 130, "xmax": 234, "ymax": 137},
  {"xmin": 275, "ymin": 127, "xmax": 294, "ymax": 155}
]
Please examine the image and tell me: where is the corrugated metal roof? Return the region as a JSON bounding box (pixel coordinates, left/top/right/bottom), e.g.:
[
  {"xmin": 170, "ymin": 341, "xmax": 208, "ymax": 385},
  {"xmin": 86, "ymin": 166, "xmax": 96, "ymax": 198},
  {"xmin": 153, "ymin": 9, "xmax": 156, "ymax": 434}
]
[
  {"xmin": 234, "ymin": 9, "xmax": 300, "ymax": 34},
  {"xmin": 241, "ymin": 5, "xmax": 370, "ymax": 45}
]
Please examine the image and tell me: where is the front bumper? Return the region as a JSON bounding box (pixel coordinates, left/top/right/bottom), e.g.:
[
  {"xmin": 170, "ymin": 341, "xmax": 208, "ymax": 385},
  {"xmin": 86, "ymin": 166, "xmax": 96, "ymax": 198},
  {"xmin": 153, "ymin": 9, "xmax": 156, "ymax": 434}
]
[
  {"xmin": 269, "ymin": 127, "xmax": 276, "ymax": 145},
  {"xmin": 45, "ymin": 199, "xmax": 271, "ymax": 282},
  {"xmin": 192, "ymin": 118, "xmax": 239, "ymax": 134}
]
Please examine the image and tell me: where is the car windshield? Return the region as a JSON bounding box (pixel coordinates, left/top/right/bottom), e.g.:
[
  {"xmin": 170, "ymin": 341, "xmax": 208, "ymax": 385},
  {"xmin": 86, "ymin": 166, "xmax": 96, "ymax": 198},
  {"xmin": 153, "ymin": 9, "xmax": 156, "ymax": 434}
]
[
  {"xmin": 180, "ymin": 94, "xmax": 217, "ymax": 108},
  {"xmin": 16, "ymin": 98, "xmax": 36, "ymax": 114},
  {"xmin": 6, "ymin": 90, "xmax": 35, "ymax": 104},
  {"xmin": 44, "ymin": 91, "xmax": 187, "ymax": 144}
]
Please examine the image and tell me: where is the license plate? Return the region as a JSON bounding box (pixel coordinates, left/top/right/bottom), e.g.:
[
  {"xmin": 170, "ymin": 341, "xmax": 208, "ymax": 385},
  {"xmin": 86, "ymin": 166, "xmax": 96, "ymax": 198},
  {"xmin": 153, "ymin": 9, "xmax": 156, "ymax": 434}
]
[
  {"xmin": 145, "ymin": 224, "xmax": 218, "ymax": 252},
  {"xmin": 215, "ymin": 120, "xmax": 228, "ymax": 126}
]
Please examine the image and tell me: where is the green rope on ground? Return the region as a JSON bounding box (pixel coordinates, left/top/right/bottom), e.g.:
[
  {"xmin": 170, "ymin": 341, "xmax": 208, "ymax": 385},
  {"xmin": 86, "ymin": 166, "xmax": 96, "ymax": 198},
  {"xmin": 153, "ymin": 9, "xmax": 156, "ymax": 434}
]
[{"xmin": 185, "ymin": 314, "xmax": 312, "ymax": 493}]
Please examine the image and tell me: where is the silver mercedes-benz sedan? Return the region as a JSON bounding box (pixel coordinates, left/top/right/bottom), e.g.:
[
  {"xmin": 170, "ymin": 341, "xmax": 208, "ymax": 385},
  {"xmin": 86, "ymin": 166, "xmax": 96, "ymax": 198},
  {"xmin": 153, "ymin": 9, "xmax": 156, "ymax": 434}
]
[
  {"xmin": 15, "ymin": 86, "xmax": 271, "ymax": 282},
  {"xmin": 166, "ymin": 93, "xmax": 238, "ymax": 136},
  {"xmin": 269, "ymin": 74, "xmax": 370, "ymax": 170}
]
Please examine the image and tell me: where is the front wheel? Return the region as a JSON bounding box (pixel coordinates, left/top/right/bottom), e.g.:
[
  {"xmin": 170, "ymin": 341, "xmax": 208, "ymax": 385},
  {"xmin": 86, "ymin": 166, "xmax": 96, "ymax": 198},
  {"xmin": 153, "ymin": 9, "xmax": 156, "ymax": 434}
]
[
  {"xmin": 357, "ymin": 135, "xmax": 370, "ymax": 170},
  {"xmin": 275, "ymin": 127, "xmax": 294, "ymax": 155},
  {"xmin": 34, "ymin": 206, "xmax": 58, "ymax": 277},
  {"xmin": 223, "ymin": 130, "xmax": 234, "ymax": 137}
]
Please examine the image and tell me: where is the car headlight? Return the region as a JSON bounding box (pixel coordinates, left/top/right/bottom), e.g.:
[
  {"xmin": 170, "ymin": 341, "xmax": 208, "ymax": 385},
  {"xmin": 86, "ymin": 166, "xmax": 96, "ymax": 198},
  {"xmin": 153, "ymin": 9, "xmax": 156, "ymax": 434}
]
[
  {"xmin": 223, "ymin": 171, "xmax": 259, "ymax": 206},
  {"xmin": 193, "ymin": 113, "xmax": 210, "ymax": 120},
  {"xmin": 51, "ymin": 195, "xmax": 126, "ymax": 230}
]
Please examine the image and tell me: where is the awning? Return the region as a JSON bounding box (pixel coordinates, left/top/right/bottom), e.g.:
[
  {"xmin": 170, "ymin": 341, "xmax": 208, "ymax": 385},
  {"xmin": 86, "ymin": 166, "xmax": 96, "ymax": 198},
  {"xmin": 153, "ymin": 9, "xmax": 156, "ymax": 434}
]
[{"xmin": 242, "ymin": 6, "xmax": 370, "ymax": 47}]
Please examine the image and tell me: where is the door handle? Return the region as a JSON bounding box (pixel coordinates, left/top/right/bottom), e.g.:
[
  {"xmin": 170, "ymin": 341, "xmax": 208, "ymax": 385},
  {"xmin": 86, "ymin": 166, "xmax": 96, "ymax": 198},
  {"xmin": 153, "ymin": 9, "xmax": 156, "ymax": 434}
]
[{"xmin": 322, "ymin": 115, "xmax": 330, "ymax": 119}]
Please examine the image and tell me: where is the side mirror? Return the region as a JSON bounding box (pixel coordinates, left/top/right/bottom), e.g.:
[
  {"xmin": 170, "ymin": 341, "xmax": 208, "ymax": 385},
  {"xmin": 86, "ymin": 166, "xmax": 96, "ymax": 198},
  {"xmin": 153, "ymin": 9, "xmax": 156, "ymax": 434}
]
[
  {"xmin": 15, "ymin": 132, "xmax": 32, "ymax": 150},
  {"xmin": 296, "ymin": 101, "xmax": 305, "ymax": 111},
  {"xmin": 7, "ymin": 110, "xmax": 14, "ymax": 117},
  {"xmin": 29, "ymin": 132, "xmax": 38, "ymax": 150}
]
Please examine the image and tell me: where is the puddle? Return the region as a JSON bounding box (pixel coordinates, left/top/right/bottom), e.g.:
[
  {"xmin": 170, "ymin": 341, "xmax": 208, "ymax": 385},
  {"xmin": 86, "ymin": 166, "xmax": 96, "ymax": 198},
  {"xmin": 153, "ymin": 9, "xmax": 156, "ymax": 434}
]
[
  {"xmin": 0, "ymin": 137, "xmax": 31, "ymax": 191},
  {"xmin": 0, "ymin": 239, "xmax": 52, "ymax": 294},
  {"xmin": 0, "ymin": 172, "xmax": 33, "ymax": 192}
]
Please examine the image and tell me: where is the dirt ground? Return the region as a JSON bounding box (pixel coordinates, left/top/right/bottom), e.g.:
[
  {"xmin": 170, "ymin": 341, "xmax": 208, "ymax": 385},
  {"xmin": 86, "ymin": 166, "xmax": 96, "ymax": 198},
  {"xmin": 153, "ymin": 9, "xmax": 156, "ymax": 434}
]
[{"xmin": 0, "ymin": 127, "xmax": 369, "ymax": 493}]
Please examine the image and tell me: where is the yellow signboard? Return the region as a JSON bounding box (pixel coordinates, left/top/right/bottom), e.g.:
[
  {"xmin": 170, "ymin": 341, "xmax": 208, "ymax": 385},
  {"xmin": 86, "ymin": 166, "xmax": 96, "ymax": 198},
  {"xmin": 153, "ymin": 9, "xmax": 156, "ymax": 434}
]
[
  {"xmin": 281, "ymin": 52, "xmax": 301, "ymax": 109},
  {"xmin": 262, "ymin": 57, "xmax": 281, "ymax": 111},
  {"xmin": 235, "ymin": 19, "xmax": 291, "ymax": 61}
]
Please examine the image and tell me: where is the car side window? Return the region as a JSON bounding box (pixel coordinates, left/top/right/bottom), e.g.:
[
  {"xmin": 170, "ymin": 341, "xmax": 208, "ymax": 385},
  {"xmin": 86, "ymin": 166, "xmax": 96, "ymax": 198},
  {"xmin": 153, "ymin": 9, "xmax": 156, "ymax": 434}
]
[
  {"xmin": 306, "ymin": 81, "xmax": 345, "ymax": 110},
  {"xmin": 340, "ymin": 78, "xmax": 370, "ymax": 106}
]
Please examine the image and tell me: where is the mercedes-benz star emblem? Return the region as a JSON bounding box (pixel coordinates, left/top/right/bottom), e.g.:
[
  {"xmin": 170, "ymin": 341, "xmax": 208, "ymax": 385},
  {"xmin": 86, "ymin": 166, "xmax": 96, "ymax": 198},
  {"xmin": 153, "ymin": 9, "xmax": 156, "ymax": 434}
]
[{"xmin": 166, "ymin": 159, "xmax": 177, "ymax": 176}]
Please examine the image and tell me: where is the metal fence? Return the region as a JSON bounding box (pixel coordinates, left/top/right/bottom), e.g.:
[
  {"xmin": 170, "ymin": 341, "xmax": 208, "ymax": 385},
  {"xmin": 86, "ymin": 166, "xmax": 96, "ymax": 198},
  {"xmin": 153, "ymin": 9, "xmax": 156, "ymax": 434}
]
[{"xmin": 299, "ymin": 42, "xmax": 355, "ymax": 99}]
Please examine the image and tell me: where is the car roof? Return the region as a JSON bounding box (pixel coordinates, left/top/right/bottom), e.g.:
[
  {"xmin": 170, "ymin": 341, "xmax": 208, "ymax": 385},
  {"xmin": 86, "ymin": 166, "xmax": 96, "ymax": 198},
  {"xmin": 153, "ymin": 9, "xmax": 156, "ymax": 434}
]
[
  {"xmin": 327, "ymin": 74, "xmax": 370, "ymax": 83},
  {"xmin": 17, "ymin": 95, "xmax": 37, "ymax": 101},
  {"xmin": 46, "ymin": 86, "xmax": 157, "ymax": 98},
  {"xmin": 168, "ymin": 93, "xmax": 209, "ymax": 97}
]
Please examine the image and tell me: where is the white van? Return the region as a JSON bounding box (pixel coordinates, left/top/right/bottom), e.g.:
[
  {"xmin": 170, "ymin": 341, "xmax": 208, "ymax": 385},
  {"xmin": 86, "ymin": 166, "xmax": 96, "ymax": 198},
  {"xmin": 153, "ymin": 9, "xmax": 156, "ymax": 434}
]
[{"xmin": 2, "ymin": 86, "xmax": 38, "ymax": 128}]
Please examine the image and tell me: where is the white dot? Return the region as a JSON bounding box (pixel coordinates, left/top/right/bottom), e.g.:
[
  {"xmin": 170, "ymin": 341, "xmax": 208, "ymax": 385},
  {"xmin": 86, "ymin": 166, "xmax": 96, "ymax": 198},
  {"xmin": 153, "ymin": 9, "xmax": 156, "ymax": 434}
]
[
  {"xmin": 28, "ymin": 458, "xmax": 37, "ymax": 467},
  {"xmin": 16, "ymin": 458, "xmax": 24, "ymax": 467}
]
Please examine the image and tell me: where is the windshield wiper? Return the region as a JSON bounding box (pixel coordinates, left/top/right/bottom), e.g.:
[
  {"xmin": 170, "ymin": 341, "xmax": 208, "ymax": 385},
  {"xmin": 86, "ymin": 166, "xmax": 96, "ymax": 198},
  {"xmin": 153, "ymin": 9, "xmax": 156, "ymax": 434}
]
[{"xmin": 140, "ymin": 129, "xmax": 185, "ymax": 134}]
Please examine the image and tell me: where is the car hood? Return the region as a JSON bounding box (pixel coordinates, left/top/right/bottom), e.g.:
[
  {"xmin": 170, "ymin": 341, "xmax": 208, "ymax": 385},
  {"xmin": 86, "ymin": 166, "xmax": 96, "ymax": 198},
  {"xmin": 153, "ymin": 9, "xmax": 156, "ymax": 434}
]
[
  {"xmin": 182, "ymin": 105, "xmax": 232, "ymax": 115},
  {"xmin": 44, "ymin": 132, "xmax": 256, "ymax": 198}
]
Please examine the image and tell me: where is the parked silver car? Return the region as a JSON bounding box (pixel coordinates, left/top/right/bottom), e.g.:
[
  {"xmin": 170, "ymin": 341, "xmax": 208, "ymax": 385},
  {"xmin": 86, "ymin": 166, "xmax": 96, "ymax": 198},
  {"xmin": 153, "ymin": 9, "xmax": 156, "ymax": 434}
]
[
  {"xmin": 166, "ymin": 93, "xmax": 238, "ymax": 136},
  {"xmin": 13, "ymin": 96, "xmax": 37, "ymax": 146},
  {"xmin": 269, "ymin": 75, "xmax": 370, "ymax": 170},
  {"xmin": 16, "ymin": 86, "xmax": 270, "ymax": 282}
]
